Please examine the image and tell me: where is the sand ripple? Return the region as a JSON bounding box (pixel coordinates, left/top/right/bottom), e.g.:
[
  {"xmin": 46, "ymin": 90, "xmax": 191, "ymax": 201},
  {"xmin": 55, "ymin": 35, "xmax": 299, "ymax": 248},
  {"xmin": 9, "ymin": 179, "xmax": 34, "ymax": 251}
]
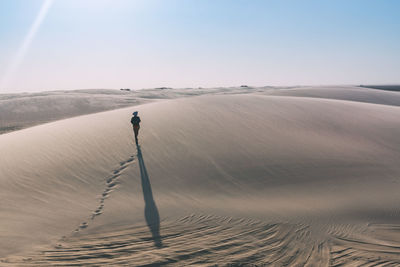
[{"xmin": 8, "ymin": 215, "xmax": 400, "ymax": 266}]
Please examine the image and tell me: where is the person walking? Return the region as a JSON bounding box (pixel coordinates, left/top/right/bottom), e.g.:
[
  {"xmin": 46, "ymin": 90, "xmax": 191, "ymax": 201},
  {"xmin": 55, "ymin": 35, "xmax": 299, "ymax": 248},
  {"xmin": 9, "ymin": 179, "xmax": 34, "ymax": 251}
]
[{"xmin": 131, "ymin": 111, "xmax": 141, "ymax": 144}]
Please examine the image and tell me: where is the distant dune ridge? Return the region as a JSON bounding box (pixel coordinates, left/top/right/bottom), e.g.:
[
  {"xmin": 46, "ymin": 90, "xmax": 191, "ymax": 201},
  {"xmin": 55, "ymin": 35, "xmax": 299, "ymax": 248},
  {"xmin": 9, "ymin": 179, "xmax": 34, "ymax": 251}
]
[
  {"xmin": 1, "ymin": 86, "xmax": 400, "ymax": 266},
  {"xmin": 0, "ymin": 86, "xmax": 260, "ymax": 135}
]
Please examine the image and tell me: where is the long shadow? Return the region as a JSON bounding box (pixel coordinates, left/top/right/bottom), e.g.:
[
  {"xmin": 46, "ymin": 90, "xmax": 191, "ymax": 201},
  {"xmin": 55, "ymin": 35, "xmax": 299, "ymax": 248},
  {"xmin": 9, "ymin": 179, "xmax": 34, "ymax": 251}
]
[{"xmin": 136, "ymin": 144, "xmax": 163, "ymax": 248}]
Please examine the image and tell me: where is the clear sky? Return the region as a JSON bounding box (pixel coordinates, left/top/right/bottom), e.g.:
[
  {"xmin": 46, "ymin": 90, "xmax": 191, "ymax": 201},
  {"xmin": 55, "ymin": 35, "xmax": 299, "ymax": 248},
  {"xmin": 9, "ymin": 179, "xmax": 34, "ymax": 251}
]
[{"xmin": 0, "ymin": 0, "xmax": 399, "ymax": 92}]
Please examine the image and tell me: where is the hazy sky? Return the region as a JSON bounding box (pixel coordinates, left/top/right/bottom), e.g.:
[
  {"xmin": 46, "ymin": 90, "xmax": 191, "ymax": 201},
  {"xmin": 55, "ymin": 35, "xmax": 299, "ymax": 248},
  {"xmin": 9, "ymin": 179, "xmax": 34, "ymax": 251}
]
[{"xmin": 0, "ymin": 0, "xmax": 399, "ymax": 92}]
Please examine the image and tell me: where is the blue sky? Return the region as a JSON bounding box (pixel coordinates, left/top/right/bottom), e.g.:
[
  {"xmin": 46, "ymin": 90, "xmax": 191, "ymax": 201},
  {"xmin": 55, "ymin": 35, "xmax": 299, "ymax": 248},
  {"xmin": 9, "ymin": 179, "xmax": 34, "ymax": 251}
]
[{"xmin": 0, "ymin": 0, "xmax": 399, "ymax": 92}]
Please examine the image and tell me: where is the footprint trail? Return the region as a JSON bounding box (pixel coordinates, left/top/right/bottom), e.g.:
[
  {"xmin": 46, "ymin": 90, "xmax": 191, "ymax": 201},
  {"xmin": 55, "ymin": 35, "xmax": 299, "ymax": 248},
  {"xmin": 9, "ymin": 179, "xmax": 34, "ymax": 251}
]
[{"xmin": 74, "ymin": 155, "xmax": 136, "ymax": 232}]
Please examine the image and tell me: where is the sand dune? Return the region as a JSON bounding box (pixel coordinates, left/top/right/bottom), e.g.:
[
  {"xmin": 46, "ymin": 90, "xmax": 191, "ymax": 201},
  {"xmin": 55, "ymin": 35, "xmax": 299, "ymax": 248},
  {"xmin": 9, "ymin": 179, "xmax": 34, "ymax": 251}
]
[
  {"xmin": 0, "ymin": 89, "xmax": 148, "ymax": 134},
  {"xmin": 2, "ymin": 85, "xmax": 399, "ymax": 135},
  {"xmin": 1, "ymin": 89, "xmax": 400, "ymax": 265},
  {"xmin": 0, "ymin": 86, "xmax": 257, "ymax": 135},
  {"xmin": 264, "ymin": 86, "xmax": 400, "ymax": 106}
]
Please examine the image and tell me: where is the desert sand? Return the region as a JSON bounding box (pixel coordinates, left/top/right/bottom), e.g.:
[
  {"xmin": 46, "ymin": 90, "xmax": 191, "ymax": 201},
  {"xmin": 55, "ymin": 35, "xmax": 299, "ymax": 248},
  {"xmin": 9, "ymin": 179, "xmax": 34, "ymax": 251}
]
[
  {"xmin": 1, "ymin": 86, "xmax": 400, "ymax": 266},
  {"xmin": 0, "ymin": 86, "xmax": 258, "ymax": 135}
]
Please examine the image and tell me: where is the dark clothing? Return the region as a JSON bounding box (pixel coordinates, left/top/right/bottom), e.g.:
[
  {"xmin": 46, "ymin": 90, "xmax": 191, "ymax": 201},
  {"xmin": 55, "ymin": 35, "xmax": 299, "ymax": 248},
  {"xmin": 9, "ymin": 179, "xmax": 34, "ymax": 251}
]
[
  {"xmin": 131, "ymin": 116, "xmax": 141, "ymax": 144},
  {"xmin": 131, "ymin": 116, "xmax": 141, "ymax": 126},
  {"xmin": 133, "ymin": 125, "xmax": 140, "ymax": 141}
]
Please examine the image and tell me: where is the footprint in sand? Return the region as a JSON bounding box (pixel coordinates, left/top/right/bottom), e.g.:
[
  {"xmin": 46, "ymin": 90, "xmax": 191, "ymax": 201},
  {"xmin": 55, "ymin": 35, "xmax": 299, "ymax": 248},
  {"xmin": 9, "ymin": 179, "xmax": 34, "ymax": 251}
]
[{"xmin": 74, "ymin": 155, "xmax": 135, "ymax": 232}]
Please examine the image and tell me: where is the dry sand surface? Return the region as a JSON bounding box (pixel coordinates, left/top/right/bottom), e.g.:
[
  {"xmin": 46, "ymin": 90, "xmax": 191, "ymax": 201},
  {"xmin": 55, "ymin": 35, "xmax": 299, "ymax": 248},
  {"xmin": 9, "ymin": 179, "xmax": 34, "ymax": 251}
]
[
  {"xmin": 0, "ymin": 86, "xmax": 260, "ymax": 135},
  {"xmin": 1, "ymin": 86, "xmax": 400, "ymax": 266}
]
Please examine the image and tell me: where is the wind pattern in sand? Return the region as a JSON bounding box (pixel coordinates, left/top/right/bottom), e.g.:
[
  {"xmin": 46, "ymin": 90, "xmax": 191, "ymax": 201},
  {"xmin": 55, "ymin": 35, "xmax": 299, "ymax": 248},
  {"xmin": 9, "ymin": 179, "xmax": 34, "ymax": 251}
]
[{"xmin": 1, "ymin": 86, "xmax": 400, "ymax": 266}]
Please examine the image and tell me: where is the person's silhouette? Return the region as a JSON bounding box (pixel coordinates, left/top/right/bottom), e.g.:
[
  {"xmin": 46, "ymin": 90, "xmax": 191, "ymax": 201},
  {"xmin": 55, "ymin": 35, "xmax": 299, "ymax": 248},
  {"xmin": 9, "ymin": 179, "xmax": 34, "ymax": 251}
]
[{"xmin": 131, "ymin": 111, "xmax": 141, "ymax": 144}]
